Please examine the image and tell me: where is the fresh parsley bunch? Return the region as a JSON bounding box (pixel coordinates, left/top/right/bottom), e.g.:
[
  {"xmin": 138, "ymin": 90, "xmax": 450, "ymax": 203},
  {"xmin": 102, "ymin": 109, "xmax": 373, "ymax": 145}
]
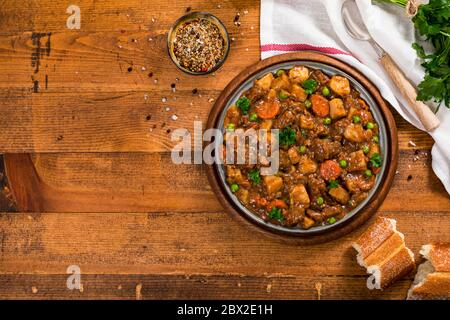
[
  {"xmin": 379, "ymin": 0, "xmax": 450, "ymax": 111},
  {"xmin": 412, "ymin": 0, "xmax": 450, "ymax": 111}
]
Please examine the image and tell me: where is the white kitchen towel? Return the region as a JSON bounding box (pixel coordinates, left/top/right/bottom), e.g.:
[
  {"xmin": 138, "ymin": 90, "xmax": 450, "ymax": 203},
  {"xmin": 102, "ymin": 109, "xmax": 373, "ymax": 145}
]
[{"xmin": 261, "ymin": 0, "xmax": 450, "ymax": 195}]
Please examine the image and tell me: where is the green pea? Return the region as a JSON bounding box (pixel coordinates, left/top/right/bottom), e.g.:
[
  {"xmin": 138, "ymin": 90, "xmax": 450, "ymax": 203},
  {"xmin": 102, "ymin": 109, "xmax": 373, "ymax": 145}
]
[
  {"xmin": 322, "ymin": 86, "xmax": 330, "ymax": 97},
  {"xmin": 362, "ymin": 145, "xmax": 370, "ymax": 154},
  {"xmin": 249, "ymin": 113, "xmax": 258, "ymax": 122},
  {"xmin": 275, "ymin": 69, "xmax": 285, "ymax": 77},
  {"xmin": 278, "ymin": 90, "xmax": 289, "ymax": 100},
  {"xmin": 227, "ymin": 123, "xmax": 235, "ymax": 130},
  {"xmin": 299, "ymin": 145, "xmax": 307, "ymax": 154},
  {"xmin": 304, "ymin": 99, "xmax": 312, "ymax": 108},
  {"xmin": 364, "ymin": 169, "xmax": 373, "ymax": 177},
  {"xmin": 353, "ymin": 115, "xmax": 361, "ymax": 124},
  {"xmin": 317, "ymin": 196, "xmax": 324, "ymax": 205},
  {"xmin": 339, "ymin": 159, "xmax": 347, "ymax": 168},
  {"xmin": 327, "ymin": 217, "xmax": 336, "ymax": 224},
  {"xmin": 366, "ymin": 122, "xmax": 375, "ymax": 129},
  {"xmin": 323, "ymin": 117, "xmax": 332, "ymax": 125},
  {"xmin": 231, "ymin": 183, "xmax": 239, "ymax": 193},
  {"xmin": 373, "ymin": 135, "xmax": 379, "ymax": 143}
]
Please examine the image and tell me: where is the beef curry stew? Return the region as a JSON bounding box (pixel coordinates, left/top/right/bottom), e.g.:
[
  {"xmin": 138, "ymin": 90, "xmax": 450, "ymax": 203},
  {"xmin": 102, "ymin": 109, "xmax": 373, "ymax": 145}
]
[{"xmin": 223, "ymin": 65, "xmax": 384, "ymax": 230}]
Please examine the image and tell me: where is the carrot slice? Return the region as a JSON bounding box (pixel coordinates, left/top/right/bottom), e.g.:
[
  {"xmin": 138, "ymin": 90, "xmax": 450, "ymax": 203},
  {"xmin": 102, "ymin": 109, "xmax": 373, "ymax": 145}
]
[
  {"xmin": 320, "ymin": 160, "xmax": 342, "ymax": 181},
  {"xmin": 256, "ymin": 99, "xmax": 280, "ymax": 119},
  {"xmin": 311, "ymin": 94, "xmax": 330, "ymax": 118},
  {"xmin": 253, "ymin": 195, "xmax": 268, "ymax": 207},
  {"xmin": 267, "ymin": 199, "xmax": 288, "ymax": 210}
]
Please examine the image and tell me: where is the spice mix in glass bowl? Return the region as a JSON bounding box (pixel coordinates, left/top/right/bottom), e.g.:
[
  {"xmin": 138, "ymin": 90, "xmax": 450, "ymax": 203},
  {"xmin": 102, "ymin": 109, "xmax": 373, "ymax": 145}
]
[{"xmin": 168, "ymin": 12, "xmax": 230, "ymax": 75}]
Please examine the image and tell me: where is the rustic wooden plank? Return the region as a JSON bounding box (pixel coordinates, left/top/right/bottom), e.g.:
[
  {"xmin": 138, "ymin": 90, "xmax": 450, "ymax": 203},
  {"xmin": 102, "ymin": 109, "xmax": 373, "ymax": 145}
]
[
  {"xmin": 3, "ymin": 153, "xmax": 219, "ymax": 212},
  {"xmin": 0, "ymin": 211, "xmax": 448, "ymax": 300},
  {"xmin": 0, "ymin": 30, "xmax": 260, "ymax": 93},
  {"xmin": 0, "ymin": 211, "xmax": 449, "ymax": 275},
  {"xmin": 0, "ymin": 274, "xmax": 413, "ymax": 300},
  {"xmin": 0, "ymin": 91, "xmax": 436, "ymax": 152},
  {"xmin": 3, "ymin": 149, "xmax": 450, "ymax": 213},
  {"xmin": 0, "ymin": 1, "xmax": 260, "ymax": 94},
  {"xmin": 0, "ymin": 0, "xmax": 257, "ymax": 33},
  {"xmin": 0, "ymin": 155, "xmax": 17, "ymax": 212}
]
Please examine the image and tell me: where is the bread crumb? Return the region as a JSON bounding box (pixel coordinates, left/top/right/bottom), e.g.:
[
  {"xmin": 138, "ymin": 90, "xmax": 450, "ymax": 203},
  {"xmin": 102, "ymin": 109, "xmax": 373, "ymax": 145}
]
[
  {"xmin": 315, "ymin": 282, "xmax": 322, "ymax": 300},
  {"xmin": 135, "ymin": 283, "xmax": 142, "ymax": 300},
  {"xmin": 31, "ymin": 286, "xmax": 38, "ymax": 294},
  {"xmin": 117, "ymin": 285, "xmax": 122, "ymax": 290},
  {"xmin": 266, "ymin": 283, "xmax": 272, "ymax": 293}
]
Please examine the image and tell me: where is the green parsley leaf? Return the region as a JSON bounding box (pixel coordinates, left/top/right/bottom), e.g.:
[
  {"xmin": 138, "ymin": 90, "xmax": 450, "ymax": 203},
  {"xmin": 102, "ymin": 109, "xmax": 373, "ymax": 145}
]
[
  {"xmin": 248, "ymin": 169, "xmax": 261, "ymax": 185},
  {"xmin": 327, "ymin": 180, "xmax": 339, "ymax": 189},
  {"xmin": 268, "ymin": 207, "xmax": 284, "ymax": 221},
  {"xmin": 370, "ymin": 153, "xmax": 383, "ymax": 168},
  {"xmin": 411, "ymin": 0, "xmax": 450, "ymax": 110},
  {"xmin": 377, "ymin": 0, "xmax": 450, "ymax": 110},
  {"xmin": 301, "ymin": 79, "xmax": 318, "ymax": 94},
  {"xmin": 279, "ymin": 127, "xmax": 297, "ymax": 146},
  {"xmin": 236, "ymin": 96, "xmax": 250, "ymax": 115}
]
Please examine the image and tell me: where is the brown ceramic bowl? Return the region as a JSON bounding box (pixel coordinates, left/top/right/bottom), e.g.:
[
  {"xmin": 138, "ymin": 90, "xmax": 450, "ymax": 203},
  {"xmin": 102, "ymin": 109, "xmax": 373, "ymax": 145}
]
[{"xmin": 205, "ymin": 52, "xmax": 398, "ymax": 244}]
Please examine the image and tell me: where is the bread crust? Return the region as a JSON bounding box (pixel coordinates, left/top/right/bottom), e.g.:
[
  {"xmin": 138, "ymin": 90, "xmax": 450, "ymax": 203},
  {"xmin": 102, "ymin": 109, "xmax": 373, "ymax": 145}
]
[
  {"xmin": 352, "ymin": 217, "xmax": 415, "ymax": 290},
  {"xmin": 408, "ymin": 243, "xmax": 450, "ymax": 300}
]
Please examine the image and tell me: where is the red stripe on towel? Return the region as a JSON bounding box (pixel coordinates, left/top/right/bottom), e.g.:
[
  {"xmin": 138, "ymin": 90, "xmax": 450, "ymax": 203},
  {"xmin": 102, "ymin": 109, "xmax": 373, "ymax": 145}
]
[{"xmin": 261, "ymin": 43, "xmax": 352, "ymax": 56}]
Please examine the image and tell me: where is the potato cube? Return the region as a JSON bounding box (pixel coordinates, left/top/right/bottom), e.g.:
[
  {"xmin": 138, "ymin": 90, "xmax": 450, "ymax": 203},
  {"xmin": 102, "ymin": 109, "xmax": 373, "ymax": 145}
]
[
  {"xmin": 291, "ymin": 84, "xmax": 308, "ymax": 102},
  {"xmin": 255, "ymin": 73, "xmax": 274, "ymax": 91},
  {"xmin": 264, "ymin": 175, "xmax": 283, "ymax": 194},
  {"xmin": 329, "ymin": 75, "xmax": 351, "ymax": 96},
  {"xmin": 288, "ymin": 147, "xmax": 301, "ymax": 164},
  {"xmin": 290, "ymin": 184, "xmax": 310, "ymax": 206},
  {"xmin": 329, "ymin": 186, "xmax": 350, "ymax": 204},
  {"xmin": 298, "ymin": 155, "xmax": 318, "ymax": 174},
  {"xmin": 288, "ymin": 66, "xmax": 310, "ymax": 83},
  {"xmin": 329, "ymin": 98, "xmax": 347, "ymax": 120}
]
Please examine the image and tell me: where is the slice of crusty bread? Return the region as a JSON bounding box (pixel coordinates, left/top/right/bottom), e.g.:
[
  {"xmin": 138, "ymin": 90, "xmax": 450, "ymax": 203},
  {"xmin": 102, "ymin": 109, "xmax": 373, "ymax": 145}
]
[
  {"xmin": 407, "ymin": 243, "xmax": 450, "ymax": 300},
  {"xmin": 352, "ymin": 217, "xmax": 415, "ymax": 290}
]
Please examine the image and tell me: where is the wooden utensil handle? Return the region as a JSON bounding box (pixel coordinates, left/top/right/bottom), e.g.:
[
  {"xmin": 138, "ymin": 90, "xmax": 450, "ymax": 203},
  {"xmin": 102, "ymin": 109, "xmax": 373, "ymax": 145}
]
[{"xmin": 380, "ymin": 53, "xmax": 440, "ymax": 132}]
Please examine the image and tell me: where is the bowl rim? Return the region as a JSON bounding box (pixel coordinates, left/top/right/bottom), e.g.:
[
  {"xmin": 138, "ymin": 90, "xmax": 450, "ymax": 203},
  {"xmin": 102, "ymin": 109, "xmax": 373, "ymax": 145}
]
[
  {"xmin": 204, "ymin": 52, "xmax": 398, "ymax": 245},
  {"xmin": 167, "ymin": 12, "xmax": 230, "ymax": 75}
]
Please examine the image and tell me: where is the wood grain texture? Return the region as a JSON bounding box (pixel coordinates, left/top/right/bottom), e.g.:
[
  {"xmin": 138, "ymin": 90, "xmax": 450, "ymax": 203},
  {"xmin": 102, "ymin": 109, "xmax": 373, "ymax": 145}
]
[
  {"xmin": 0, "ymin": 211, "xmax": 449, "ymax": 299},
  {"xmin": 3, "ymin": 148, "xmax": 450, "ymax": 213},
  {"xmin": 0, "ymin": 0, "xmax": 449, "ymax": 300}
]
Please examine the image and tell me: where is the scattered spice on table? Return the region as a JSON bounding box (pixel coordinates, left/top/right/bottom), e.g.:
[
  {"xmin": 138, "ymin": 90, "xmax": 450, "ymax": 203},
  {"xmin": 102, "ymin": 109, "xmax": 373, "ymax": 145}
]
[
  {"xmin": 234, "ymin": 12, "xmax": 241, "ymax": 27},
  {"xmin": 172, "ymin": 18, "xmax": 226, "ymax": 73}
]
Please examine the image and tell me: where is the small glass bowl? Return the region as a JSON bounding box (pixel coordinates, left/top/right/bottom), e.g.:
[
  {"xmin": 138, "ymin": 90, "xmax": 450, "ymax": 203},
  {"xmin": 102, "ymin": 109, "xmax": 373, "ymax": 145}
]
[{"xmin": 167, "ymin": 12, "xmax": 230, "ymax": 75}]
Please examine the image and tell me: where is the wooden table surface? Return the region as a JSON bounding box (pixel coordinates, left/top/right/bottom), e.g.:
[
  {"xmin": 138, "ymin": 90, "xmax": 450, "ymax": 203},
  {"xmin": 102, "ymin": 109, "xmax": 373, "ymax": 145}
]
[{"xmin": 0, "ymin": 0, "xmax": 449, "ymax": 300}]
